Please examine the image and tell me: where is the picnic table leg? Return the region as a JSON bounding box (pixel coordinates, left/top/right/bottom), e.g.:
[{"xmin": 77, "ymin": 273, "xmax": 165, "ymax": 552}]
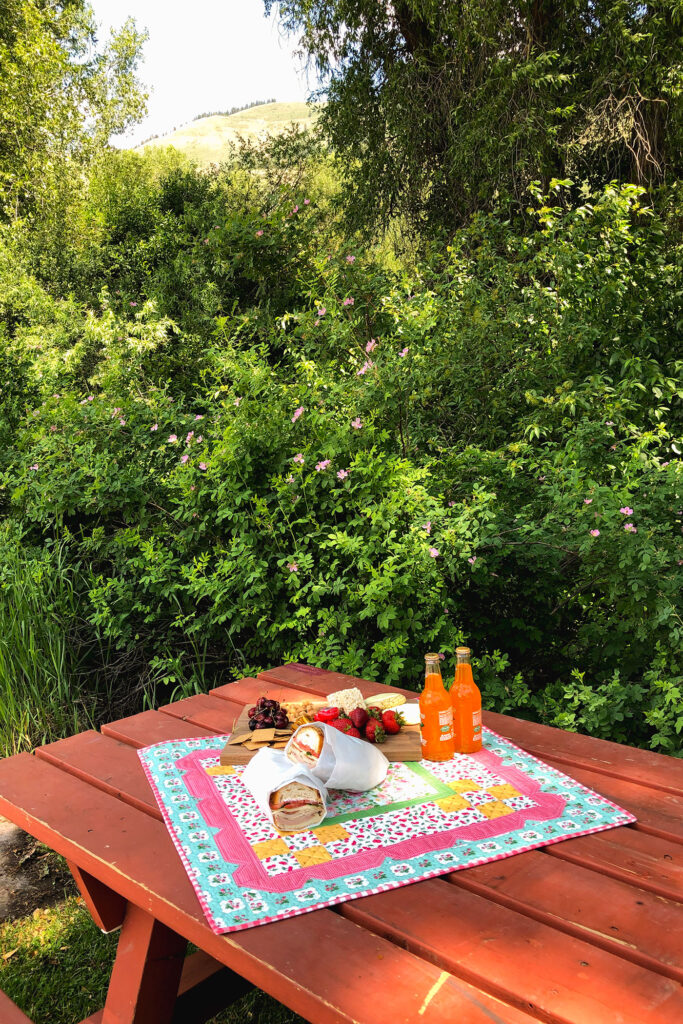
[
  {"xmin": 100, "ymin": 902, "xmax": 187, "ymax": 1024},
  {"xmin": 68, "ymin": 861, "xmax": 127, "ymax": 933}
]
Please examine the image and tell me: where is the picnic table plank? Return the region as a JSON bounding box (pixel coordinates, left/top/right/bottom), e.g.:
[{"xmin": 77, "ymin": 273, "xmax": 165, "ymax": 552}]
[
  {"xmin": 102, "ymin": 710, "xmax": 216, "ymax": 747},
  {"xmin": 0, "ymin": 990, "xmax": 32, "ymax": 1024},
  {"xmin": 158, "ymin": 694, "xmax": 242, "ymax": 734},
  {"xmin": 338, "ymin": 879, "xmax": 683, "ymax": 1024},
  {"xmin": 37, "ymin": 731, "xmax": 163, "ymax": 818},
  {"xmin": 484, "ymin": 710, "xmax": 683, "ymax": 798},
  {"xmin": 539, "ymin": 757, "xmax": 683, "ymax": 845},
  {"xmin": 0, "ymin": 753, "xmax": 539, "ymax": 1024},
  {"xmin": 544, "ymin": 828, "xmax": 683, "ymax": 902},
  {"xmin": 210, "ymin": 677, "xmax": 330, "ymax": 708},
  {"xmin": 451, "ymin": 850, "xmax": 683, "ymax": 981},
  {"xmin": 254, "ymin": 664, "xmax": 683, "ymax": 796},
  {"xmin": 35, "ymin": 711, "xmax": 683, "ymax": 1005}
]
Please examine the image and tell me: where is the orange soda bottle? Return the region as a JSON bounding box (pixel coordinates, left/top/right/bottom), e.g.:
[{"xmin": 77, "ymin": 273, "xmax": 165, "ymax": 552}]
[
  {"xmin": 451, "ymin": 647, "xmax": 482, "ymax": 753},
  {"xmin": 419, "ymin": 653, "xmax": 455, "ymax": 762}
]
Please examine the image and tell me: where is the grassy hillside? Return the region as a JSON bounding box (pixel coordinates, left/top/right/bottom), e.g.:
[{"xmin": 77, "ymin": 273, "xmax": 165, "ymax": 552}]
[{"xmin": 137, "ymin": 101, "xmax": 318, "ymax": 165}]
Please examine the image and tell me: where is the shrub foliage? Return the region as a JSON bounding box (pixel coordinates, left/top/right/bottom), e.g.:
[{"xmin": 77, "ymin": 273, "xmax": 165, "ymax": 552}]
[{"xmin": 1, "ymin": 148, "xmax": 681, "ymax": 755}]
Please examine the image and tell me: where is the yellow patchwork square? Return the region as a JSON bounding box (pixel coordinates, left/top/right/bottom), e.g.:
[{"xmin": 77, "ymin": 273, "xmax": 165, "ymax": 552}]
[
  {"xmin": 487, "ymin": 784, "xmax": 521, "ymax": 800},
  {"xmin": 447, "ymin": 779, "xmax": 481, "ymax": 793},
  {"xmin": 478, "ymin": 799, "xmax": 514, "ymax": 820},
  {"xmin": 312, "ymin": 824, "xmax": 350, "ymax": 844},
  {"xmin": 252, "ymin": 837, "xmax": 290, "ymax": 859},
  {"xmin": 205, "ymin": 765, "xmax": 236, "ymax": 776},
  {"xmin": 436, "ymin": 794, "xmax": 471, "ymax": 813},
  {"xmin": 293, "ymin": 845, "xmax": 333, "ymax": 868}
]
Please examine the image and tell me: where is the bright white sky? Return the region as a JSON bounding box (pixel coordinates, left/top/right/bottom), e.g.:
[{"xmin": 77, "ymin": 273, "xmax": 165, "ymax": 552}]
[{"xmin": 90, "ymin": 0, "xmax": 315, "ymax": 146}]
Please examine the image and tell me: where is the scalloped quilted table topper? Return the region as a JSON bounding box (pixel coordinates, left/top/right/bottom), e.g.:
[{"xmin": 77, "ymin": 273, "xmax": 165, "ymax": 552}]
[{"xmin": 139, "ymin": 727, "xmax": 635, "ymax": 934}]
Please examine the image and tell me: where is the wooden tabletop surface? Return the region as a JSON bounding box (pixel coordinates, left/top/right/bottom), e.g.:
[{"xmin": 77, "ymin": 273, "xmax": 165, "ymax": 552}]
[{"xmin": 0, "ymin": 662, "xmax": 682, "ymax": 1024}]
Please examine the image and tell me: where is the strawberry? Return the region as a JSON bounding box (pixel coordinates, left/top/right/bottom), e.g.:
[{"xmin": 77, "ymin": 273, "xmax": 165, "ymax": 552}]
[
  {"xmin": 364, "ymin": 718, "xmax": 386, "ymax": 743},
  {"xmin": 330, "ymin": 717, "xmax": 353, "ymax": 734},
  {"xmin": 348, "ymin": 707, "xmax": 369, "ymax": 730},
  {"xmin": 381, "ymin": 709, "xmax": 404, "ymax": 735},
  {"xmin": 345, "ymin": 727, "xmax": 361, "ymax": 738},
  {"xmin": 367, "ymin": 705, "xmax": 383, "ymax": 721}
]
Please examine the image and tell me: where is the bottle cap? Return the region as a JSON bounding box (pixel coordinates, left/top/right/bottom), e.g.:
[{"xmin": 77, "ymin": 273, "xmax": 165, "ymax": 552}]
[
  {"xmin": 455, "ymin": 647, "xmax": 471, "ymax": 655},
  {"xmin": 424, "ymin": 653, "xmax": 441, "ymax": 660}
]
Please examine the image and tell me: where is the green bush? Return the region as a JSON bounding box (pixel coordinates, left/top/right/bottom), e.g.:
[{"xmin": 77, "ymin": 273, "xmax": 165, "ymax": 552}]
[{"xmin": 2, "ymin": 169, "xmax": 681, "ymax": 755}]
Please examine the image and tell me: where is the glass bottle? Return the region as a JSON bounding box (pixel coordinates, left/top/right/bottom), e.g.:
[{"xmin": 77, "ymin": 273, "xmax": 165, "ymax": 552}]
[
  {"xmin": 419, "ymin": 654, "xmax": 455, "ymax": 762},
  {"xmin": 451, "ymin": 647, "xmax": 482, "ymax": 753}
]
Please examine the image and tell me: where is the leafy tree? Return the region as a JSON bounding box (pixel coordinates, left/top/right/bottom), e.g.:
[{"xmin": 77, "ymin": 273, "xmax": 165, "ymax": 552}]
[
  {"xmin": 266, "ymin": 0, "xmax": 683, "ymax": 231},
  {"xmin": 0, "ymin": 0, "xmax": 148, "ymax": 222}
]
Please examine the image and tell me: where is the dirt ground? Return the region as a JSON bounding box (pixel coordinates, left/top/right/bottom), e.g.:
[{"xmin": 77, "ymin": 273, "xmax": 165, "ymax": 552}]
[{"xmin": 0, "ymin": 816, "xmax": 75, "ymax": 922}]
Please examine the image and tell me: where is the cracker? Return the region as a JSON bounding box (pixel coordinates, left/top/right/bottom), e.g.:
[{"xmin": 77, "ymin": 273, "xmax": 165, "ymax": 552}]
[
  {"xmin": 226, "ymin": 732, "xmax": 252, "ymax": 745},
  {"xmin": 252, "ymin": 728, "xmax": 276, "ymax": 742}
]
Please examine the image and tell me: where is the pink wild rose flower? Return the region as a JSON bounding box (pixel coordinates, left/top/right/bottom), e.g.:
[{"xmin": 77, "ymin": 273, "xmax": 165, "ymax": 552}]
[
  {"xmin": 316, "ymin": 459, "xmax": 331, "ymax": 472},
  {"xmin": 429, "ymin": 547, "xmax": 439, "ymax": 558},
  {"xmin": 292, "ymin": 406, "xmax": 304, "ymax": 423},
  {"xmin": 351, "ymin": 417, "xmax": 362, "ymax": 430}
]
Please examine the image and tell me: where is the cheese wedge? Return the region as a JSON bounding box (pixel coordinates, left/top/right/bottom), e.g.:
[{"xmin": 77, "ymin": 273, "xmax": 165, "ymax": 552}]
[{"xmin": 366, "ymin": 693, "xmax": 407, "ymax": 710}]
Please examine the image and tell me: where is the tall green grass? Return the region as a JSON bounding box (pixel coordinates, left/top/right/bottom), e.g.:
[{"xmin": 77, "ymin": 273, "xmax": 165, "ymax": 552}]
[{"xmin": 0, "ymin": 542, "xmax": 108, "ymax": 756}]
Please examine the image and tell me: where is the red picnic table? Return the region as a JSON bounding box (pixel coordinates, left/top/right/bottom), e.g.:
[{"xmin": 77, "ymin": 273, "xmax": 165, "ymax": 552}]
[{"xmin": 0, "ymin": 662, "xmax": 681, "ymax": 1024}]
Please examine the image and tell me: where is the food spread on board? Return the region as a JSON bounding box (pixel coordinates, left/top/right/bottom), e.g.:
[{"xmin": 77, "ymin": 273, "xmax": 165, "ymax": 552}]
[{"xmin": 221, "ymin": 657, "xmax": 482, "ymax": 807}]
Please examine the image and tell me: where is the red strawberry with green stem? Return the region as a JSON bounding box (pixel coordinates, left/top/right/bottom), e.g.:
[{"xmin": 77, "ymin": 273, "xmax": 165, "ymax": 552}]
[
  {"xmin": 349, "ymin": 707, "xmax": 369, "ymax": 730},
  {"xmin": 364, "ymin": 719, "xmax": 386, "ymax": 743},
  {"xmin": 381, "ymin": 710, "xmax": 404, "ymax": 735},
  {"xmin": 330, "ymin": 718, "xmax": 353, "ymax": 734}
]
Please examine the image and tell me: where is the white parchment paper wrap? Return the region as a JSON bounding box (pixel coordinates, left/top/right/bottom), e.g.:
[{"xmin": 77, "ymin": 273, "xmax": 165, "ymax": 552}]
[
  {"xmin": 285, "ymin": 722, "xmax": 389, "ymax": 791},
  {"xmin": 241, "ymin": 747, "xmax": 328, "ymax": 830}
]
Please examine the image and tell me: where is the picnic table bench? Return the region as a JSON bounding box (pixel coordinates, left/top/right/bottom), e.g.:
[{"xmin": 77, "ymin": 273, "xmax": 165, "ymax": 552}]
[{"xmin": 0, "ymin": 662, "xmax": 681, "ymax": 1024}]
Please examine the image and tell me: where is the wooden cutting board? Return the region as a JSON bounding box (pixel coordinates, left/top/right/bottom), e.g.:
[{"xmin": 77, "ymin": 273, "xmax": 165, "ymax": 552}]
[{"xmin": 220, "ymin": 704, "xmax": 422, "ymax": 765}]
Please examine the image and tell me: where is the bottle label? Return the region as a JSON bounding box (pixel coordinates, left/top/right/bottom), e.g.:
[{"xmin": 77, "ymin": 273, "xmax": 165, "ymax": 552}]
[
  {"xmin": 472, "ymin": 709, "xmax": 482, "ymax": 735},
  {"xmin": 438, "ymin": 708, "xmax": 453, "ymax": 740},
  {"xmin": 420, "ymin": 708, "xmax": 453, "ymax": 744}
]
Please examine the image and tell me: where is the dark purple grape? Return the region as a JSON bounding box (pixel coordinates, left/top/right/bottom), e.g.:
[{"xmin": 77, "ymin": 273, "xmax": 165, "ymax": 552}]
[
  {"xmin": 274, "ymin": 715, "xmax": 287, "ymax": 728},
  {"xmin": 248, "ymin": 719, "xmax": 257, "ymax": 731},
  {"xmin": 247, "ymin": 708, "xmax": 256, "ymax": 718}
]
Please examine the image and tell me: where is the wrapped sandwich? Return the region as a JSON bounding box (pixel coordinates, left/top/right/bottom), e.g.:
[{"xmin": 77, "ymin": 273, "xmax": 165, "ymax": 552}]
[
  {"xmin": 286, "ymin": 721, "xmax": 388, "ymax": 791},
  {"xmin": 269, "ymin": 780, "xmax": 325, "ymax": 831},
  {"xmin": 241, "ymin": 747, "xmax": 327, "ymax": 832}
]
